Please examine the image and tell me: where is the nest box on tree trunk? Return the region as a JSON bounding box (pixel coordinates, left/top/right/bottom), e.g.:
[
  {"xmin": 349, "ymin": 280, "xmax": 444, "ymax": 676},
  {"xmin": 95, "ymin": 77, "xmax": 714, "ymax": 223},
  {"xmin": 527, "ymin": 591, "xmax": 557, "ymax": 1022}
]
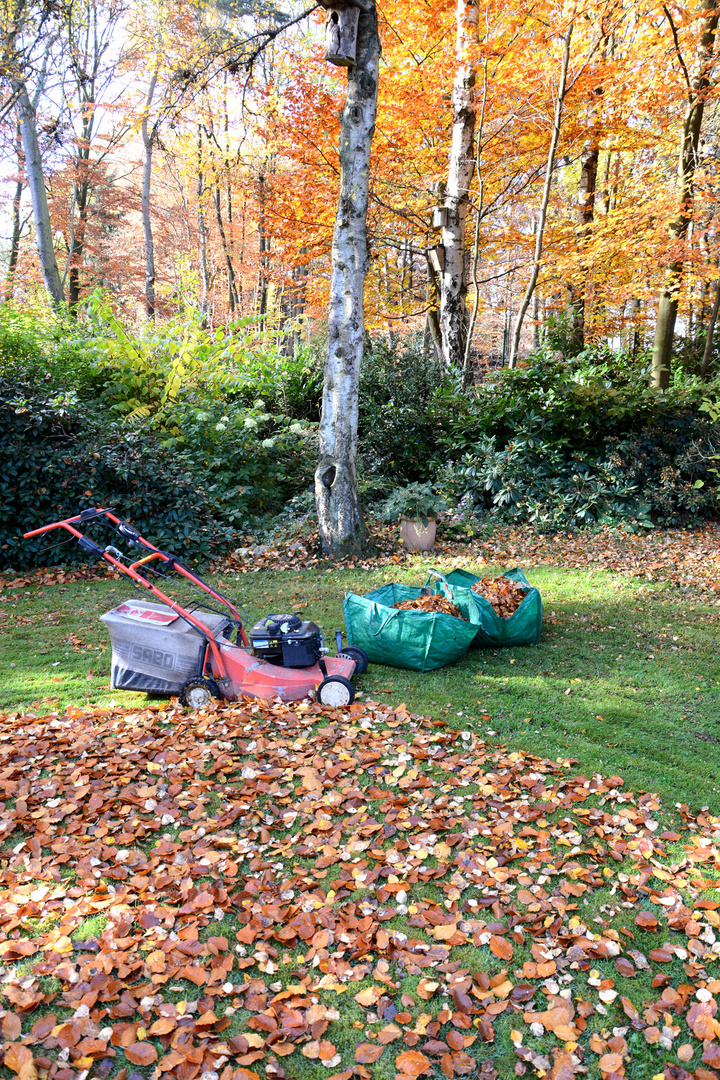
[{"xmin": 320, "ymin": 0, "xmax": 362, "ymax": 67}]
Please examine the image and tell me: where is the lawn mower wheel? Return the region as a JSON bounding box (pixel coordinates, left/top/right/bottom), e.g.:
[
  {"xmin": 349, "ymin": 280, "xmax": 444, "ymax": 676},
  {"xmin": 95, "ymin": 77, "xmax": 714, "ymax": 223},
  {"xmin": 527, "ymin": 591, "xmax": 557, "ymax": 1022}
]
[
  {"xmin": 317, "ymin": 675, "xmax": 355, "ymax": 707},
  {"xmin": 181, "ymin": 677, "xmax": 221, "ymax": 710},
  {"xmin": 337, "ymin": 646, "xmax": 368, "ymax": 674}
]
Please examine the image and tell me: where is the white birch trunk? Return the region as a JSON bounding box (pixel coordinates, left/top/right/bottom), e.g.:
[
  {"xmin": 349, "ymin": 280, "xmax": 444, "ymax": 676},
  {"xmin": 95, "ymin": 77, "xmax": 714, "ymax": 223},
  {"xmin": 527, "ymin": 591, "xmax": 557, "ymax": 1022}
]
[
  {"xmin": 14, "ymin": 81, "xmax": 64, "ymax": 308},
  {"xmin": 315, "ymin": 0, "xmax": 380, "ymax": 558},
  {"xmin": 439, "ymin": 0, "xmax": 478, "ymax": 372}
]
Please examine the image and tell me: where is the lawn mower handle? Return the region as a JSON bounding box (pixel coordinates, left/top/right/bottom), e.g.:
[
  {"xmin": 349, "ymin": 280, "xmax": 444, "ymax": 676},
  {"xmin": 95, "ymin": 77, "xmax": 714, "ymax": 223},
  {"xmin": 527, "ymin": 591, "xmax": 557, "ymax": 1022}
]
[{"xmin": 23, "ymin": 508, "xmax": 250, "ymax": 677}]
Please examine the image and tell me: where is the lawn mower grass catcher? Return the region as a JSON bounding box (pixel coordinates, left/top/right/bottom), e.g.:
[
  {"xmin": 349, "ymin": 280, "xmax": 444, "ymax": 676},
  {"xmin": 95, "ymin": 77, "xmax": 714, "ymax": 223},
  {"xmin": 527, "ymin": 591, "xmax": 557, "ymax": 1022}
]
[{"xmin": 24, "ymin": 508, "xmax": 368, "ymax": 708}]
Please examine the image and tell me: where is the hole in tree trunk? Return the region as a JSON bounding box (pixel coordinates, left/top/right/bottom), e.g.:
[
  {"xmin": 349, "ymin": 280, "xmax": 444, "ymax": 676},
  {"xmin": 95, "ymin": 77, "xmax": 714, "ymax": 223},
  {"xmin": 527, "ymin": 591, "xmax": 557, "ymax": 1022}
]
[{"xmin": 321, "ymin": 466, "xmax": 337, "ymax": 489}]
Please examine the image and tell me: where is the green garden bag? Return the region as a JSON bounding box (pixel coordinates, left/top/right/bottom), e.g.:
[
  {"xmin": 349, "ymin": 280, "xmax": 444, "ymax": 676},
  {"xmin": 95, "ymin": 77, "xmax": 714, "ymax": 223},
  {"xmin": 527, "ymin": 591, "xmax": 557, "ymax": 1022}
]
[
  {"xmin": 343, "ymin": 578, "xmax": 480, "ymax": 672},
  {"xmin": 439, "ymin": 567, "xmax": 543, "ymax": 648}
]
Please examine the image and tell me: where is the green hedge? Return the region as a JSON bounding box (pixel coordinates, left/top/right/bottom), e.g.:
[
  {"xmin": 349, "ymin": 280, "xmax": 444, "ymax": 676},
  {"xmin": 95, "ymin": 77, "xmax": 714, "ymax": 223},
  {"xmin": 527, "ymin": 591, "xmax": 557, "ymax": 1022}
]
[
  {"xmin": 1, "ymin": 379, "xmax": 236, "ymax": 571},
  {"xmin": 433, "ymin": 352, "xmax": 720, "ymax": 532}
]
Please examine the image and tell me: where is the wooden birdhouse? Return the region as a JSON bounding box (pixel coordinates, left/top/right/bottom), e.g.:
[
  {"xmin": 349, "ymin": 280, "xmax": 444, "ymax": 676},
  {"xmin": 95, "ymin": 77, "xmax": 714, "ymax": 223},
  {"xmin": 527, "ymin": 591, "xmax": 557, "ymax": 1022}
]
[
  {"xmin": 320, "ymin": 1, "xmax": 361, "ymax": 67},
  {"xmin": 433, "ymin": 206, "xmax": 448, "ymax": 229},
  {"xmin": 429, "ymin": 244, "xmax": 445, "ymax": 275}
]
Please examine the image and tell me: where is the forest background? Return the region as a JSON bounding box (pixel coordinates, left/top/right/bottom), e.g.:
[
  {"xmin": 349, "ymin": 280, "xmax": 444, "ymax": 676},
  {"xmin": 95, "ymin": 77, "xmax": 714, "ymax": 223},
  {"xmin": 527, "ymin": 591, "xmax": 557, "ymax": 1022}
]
[{"xmin": 2, "ymin": 0, "xmax": 720, "ymax": 570}]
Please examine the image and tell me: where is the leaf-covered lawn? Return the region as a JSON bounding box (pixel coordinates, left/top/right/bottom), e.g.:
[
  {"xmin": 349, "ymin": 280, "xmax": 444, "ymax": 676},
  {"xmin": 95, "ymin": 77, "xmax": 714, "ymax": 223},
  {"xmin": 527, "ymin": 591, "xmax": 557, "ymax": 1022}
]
[
  {"xmin": 221, "ymin": 522, "xmax": 720, "ymax": 594},
  {"xmin": 1, "ymin": 697, "xmax": 719, "ymax": 1080},
  {"xmin": 2, "ymin": 555, "xmax": 720, "ymax": 808}
]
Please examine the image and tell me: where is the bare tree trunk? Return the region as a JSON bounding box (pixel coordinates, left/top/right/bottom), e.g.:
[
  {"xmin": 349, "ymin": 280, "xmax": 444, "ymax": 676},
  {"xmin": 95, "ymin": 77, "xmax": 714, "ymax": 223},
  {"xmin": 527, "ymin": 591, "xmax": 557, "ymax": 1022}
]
[
  {"xmin": 568, "ymin": 140, "xmax": 599, "ymax": 350},
  {"xmin": 424, "ymin": 255, "xmax": 442, "ymax": 359},
  {"xmin": 532, "ymin": 221, "xmax": 540, "ymax": 352},
  {"xmin": 5, "ymin": 125, "xmax": 23, "ymax": 302},
  {"xmin": 315, "ymin": 0, "xmax": 380, "ymax": 559},
  {"xmin": 629, "ymin": 297, "xmax": 641, "ymax": 356},
  {"xmin": 14, "ymin": 82, "xmax": 64, "ymax": 308},
  {"xmin": 257, "ymin": 170, "xmax": 269, "ymax": 320},
  {"xmin": 141, "ymin": 69, "xmax": 158, "ymax": 320},
  {"xmin": 439, "ymin": 0, "xmax": 478, "ymax": 371},
  {"xmin": 197, "ymin": 125, "xmax": 210, "ymax": 322},
  {"xmin": 5, "ymin": 178, "xmax": 23, "ymax": 302},
  {"xmin": 701, "ymin": 279, "xmax": 720, "ymax": 376},
  {"xmin": 214, "ymin": 180, "xmax": 239, "ymax": 314},
  {"xmin": 651, "ymin": 0, "xmax": 719, "ymax": 389},
  {"xmin": 67, "ymin": 181, "xmax": 88, "ymax": 309},
  {"xmin": 601, "ymin": 150, "xmax": 612, "ymax": 214},
  {"xmin": 382, "ymin": 250, "xmax": 396, "ymax": 344},
  {"xmin": 463, "ymin": 52, "xmax": 489, "ymax": 383},
  {"xmin": 286, "ymin": 254, "xmax": 308, "ymax": 356},
  {"xmin": 508, "ymin": 26, "xmax": 571, "ymax": 368}
]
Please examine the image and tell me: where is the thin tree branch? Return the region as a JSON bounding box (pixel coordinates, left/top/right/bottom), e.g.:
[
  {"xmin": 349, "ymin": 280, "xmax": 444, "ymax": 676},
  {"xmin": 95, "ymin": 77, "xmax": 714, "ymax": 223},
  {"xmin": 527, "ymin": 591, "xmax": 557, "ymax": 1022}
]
[
  {"xmin": 509, "ymin": 24, "xmax": 572, "ymax": 368},
  {"xmin": 663, "ymin": 4, "xmax": 692, "ymax": 91}
]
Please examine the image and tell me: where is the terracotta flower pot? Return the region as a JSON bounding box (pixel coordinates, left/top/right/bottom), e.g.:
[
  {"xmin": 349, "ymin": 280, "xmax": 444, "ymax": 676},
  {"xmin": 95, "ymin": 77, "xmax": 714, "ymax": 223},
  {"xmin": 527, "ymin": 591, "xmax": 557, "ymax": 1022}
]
[{"xmin": 400, "ymin": 516, "xmax": 437, "ymax": 552}]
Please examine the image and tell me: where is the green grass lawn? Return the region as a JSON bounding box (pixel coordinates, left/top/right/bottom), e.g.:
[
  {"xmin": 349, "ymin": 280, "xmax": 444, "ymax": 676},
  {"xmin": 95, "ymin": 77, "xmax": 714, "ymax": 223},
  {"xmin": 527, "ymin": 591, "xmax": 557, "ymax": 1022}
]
[{"xmin": 2, "ymin": 560, "xmax": 719, "ymax": 811}]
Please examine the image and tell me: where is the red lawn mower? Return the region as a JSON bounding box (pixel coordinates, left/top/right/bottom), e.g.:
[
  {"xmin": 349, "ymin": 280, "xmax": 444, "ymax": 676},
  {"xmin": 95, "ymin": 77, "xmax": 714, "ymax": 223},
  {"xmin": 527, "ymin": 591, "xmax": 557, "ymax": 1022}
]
[{"xmin": 24, "ymin": 508, "xmax": 368, "ymax": 709}]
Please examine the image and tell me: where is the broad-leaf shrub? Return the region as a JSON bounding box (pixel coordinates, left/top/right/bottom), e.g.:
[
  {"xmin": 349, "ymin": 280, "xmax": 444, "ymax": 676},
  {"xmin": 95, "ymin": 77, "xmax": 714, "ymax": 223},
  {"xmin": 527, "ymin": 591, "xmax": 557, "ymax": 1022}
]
[
  {"xmin": 1, "ymin": 372, "xmax": 318, "ymax": 571},
  {"xmin": 1, "ymin": 378, "xmax": 235, "ymax": 571},
  {"xmin": 435, "ymin": 438, "xmax": 654, "ymax": 533},
  {"xmin": 87, "ymin": 296, "xmax": 263, "ymax": 421},
  {"xmin": 160, "ymin": 399, "xmax": 317, "ymax": 526},
  {"xmin": 436, "ymin": 348, "xmax": 715, "ymax": 454},
  {"xmin": 435, "ymin": 415, "xmax": 719, "ymax": 533},
  {"xmin": 0, "ymin": 300, "xmax": 320, "ymax": 570},
  {"xmin": 0, "ymin": 303, "xmax": 99, "ymax": 395},
  {"xmin": 232, "ymin": 345, "xmax": 323, "ymax": 420},
  {"xmin": 358, "ymin": 337, "xmax": 446, "ymax": 479}
]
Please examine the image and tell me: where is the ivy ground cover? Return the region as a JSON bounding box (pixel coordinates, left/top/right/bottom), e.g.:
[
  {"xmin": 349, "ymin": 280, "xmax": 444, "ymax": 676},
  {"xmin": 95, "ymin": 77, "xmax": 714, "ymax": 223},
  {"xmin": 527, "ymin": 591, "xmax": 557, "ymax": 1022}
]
[{"xmin": 0, "ymin": 698, "xmax": 719, "ymax": 1080}]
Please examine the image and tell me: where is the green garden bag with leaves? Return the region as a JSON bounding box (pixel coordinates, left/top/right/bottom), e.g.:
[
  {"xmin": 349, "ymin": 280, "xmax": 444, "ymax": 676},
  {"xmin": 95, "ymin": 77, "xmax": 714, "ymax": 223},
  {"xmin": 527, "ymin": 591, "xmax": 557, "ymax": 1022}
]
[
  {"xmin": 343, "ymin": 579, "xmax": 481, "ymax": 671},
  {"xmin": 438, "ymin": 567, "xmax": 543, "ymax": 648}
]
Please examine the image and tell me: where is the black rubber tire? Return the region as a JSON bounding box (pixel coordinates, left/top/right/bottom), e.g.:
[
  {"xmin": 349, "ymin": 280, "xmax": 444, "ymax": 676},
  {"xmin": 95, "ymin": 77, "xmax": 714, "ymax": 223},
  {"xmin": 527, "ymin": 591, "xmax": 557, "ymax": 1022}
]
[
  {"xmin": 317, "ymin": 675, "xmax": 355, "ymax": 708},
  {"xmin": 180, "ymin": 677, "xmax": 221, "ymax": 709},
  {"xmin": 338, "ymin": 646, "xmax": 369, "ymax": 675}
]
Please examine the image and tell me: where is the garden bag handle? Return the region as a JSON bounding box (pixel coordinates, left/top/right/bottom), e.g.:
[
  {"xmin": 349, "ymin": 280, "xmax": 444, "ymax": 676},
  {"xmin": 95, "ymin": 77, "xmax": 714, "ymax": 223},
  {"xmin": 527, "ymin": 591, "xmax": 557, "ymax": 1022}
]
[{"xmin": 424, "ymin": 568, "xmax": 454, "ymax": 601}]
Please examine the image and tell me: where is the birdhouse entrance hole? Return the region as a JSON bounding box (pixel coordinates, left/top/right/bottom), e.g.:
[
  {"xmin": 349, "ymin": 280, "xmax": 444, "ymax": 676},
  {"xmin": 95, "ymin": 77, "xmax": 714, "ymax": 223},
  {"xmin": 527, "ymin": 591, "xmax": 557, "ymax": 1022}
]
[{"xmin": 324, "ymin": 5, "xmax": 360, "ymax": 67}]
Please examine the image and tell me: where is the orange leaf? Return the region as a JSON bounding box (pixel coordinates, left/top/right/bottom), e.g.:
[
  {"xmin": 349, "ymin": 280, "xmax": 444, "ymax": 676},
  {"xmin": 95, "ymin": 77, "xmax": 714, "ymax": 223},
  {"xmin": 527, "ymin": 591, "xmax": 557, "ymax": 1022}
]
[
  {"xmin": 550, "ymin": 1052, "xmax": 577, "ymax": 1079},
  {"xmin": 598, "ymin": 1052, "xmax": 623, "ymax": 1074},
  {"xmin": 4, "ymin": 1045, "xmax": 36, "ymax": 1080},
  {"xmin": 149, "ymin": 1017, "xmax": 176, "ymax": 1035},
  {"xmin": 417, "ymin": 979, "xmax": 439, "ymax": 1000},
  {"xmin": 355, "ymin": 987, "xmax": 381, "ymax": 1007},
  {"xmin": 378, "ymin": 1023, "xmax": 402, "ymax": 1044},
  {"xmin": 634, "ymin": 912, "xmax": 658, "ymax": 930},
  {"xmin": 2, "ymin": 1013, "xmax": 22, "ymax": 1040},
  {"xmin": 395, "ymin": 1050, "xmax": 432, "ymax": 1077},
  {"xmin": 355, "ymin": 1043, "xmax": 385, "ymax": 1063},
  {"xmin": 489, "ymin": 935, "xmax": 513, "ymax": 961},
  {"xmin": 319, "ymin": 1040, "xmax": 337, "ymax": 1061},
  {"xmin": 125, "ymin": 1042, "xmax": 158, "ymax": 1066}
]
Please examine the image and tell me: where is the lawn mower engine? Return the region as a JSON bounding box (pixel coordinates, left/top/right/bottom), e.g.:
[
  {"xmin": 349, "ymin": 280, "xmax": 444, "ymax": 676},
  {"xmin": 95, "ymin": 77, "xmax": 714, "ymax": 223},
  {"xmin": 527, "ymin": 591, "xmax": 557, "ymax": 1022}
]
[{"xmin": 249, "ymin": 614, "xmax": 325, "ymax": 668}]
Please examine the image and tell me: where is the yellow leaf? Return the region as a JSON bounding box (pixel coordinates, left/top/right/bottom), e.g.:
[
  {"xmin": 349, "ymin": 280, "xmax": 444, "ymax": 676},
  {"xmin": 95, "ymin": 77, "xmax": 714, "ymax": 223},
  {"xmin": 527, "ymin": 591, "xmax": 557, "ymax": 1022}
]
[
  {"xmin": 52, "ymin": 936, "xmax": 73, "ymax": 954},
  {"xmin": 355, "ymin": 987, "xmax": 380, "ymax": 1007}
]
